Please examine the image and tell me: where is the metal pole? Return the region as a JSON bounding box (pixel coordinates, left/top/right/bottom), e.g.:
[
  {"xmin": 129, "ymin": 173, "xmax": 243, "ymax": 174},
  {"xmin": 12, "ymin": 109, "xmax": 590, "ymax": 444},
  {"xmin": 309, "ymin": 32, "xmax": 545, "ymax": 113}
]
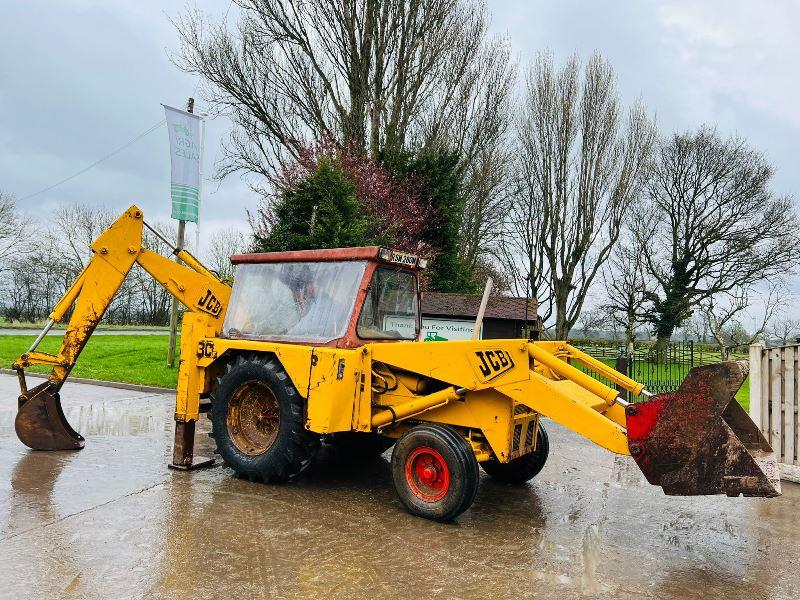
[
  {"xmin": 167, "ymin": 220, "xmax": 185, "ymax": 368},
  {"xmin": 523, "ymin": 274, "xmax": 529, "ymax": 339},
  {"xmin": 195, "ymin": 112, "xmax": 205, "ymax": 253},
  {"xmin": 167, "ymin": 97, "xmax": 194, "ymax": 368}
]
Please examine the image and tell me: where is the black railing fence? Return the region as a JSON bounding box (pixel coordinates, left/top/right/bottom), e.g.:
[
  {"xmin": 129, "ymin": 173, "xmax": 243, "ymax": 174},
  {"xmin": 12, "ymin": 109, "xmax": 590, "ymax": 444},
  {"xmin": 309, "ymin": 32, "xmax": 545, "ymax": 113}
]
[{"xmin": 573, "ymin": 341, "xmax": 711, "ymax": 401}]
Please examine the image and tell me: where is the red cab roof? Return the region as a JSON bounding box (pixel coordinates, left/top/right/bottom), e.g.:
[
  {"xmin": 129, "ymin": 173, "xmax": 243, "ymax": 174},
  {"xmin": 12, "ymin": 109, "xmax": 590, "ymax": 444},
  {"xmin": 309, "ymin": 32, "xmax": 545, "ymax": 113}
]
[
  {"xmin": 230, "ymin": 246, "xmax": 383, "ymax": 265},
  {"xmin": 231, "ymin": 246, "xmax": 428, "ymax": 269}
]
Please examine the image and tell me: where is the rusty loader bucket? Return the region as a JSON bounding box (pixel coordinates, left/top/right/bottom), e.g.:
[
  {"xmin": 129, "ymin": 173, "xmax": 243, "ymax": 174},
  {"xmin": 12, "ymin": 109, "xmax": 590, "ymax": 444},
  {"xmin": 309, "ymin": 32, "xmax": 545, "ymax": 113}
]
[
  {"xmin": 16, "ymin": 380, "xmax": 85, "ymax": 451},
  {"xmin": 625, "ymin": 361, "xmax": 780, "ymax": 497}
]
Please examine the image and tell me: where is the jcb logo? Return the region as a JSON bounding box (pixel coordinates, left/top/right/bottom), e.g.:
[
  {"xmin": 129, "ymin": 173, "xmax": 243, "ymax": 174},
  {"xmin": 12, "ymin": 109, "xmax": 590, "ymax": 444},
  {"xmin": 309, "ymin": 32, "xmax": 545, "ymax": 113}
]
[
  {"xmin": 470, "ymin": 349, "xmax": 515, "ymax": 382},
  {"xmin": 197, "ymin": 340, "xmax": 218, "ymax": 359},
  {"xmin": 197, "ymin": 289, "xmax": 222, "ymax": 316}
]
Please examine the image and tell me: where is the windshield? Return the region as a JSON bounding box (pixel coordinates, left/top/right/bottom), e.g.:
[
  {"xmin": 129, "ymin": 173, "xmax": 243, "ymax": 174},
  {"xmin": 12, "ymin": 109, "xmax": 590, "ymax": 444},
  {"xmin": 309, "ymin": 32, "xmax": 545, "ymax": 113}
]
[
  {"xmin": 223, "ymin": 261, "xmax": 366, "ymax": 342},
  {"xmin": 357, "ymin": 267, "xmax": 419, "ymax": 340}
]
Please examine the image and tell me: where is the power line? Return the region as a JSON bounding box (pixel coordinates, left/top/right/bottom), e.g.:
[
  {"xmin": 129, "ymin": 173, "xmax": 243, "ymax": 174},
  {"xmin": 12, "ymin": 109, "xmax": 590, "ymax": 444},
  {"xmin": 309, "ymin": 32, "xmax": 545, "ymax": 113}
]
[{"xmin": 19, "ymin": 119, "xmax": 167, "ymax": 201}]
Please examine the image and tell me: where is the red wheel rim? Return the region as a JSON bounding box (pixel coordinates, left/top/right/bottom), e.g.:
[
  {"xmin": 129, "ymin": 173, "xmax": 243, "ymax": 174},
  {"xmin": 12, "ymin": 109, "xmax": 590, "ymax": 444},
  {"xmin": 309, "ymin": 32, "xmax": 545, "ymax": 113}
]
[{"xmin": 405, "ymin": 446, "xmax": 450, "ymax": 502}]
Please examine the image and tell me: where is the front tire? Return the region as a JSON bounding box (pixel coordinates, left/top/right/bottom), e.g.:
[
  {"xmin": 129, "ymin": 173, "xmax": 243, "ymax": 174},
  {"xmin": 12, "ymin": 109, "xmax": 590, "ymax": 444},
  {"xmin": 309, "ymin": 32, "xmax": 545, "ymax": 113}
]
[
  {"xmin": 210, "ymin": 353, "xmax": 319, "ymax": 482},
  {"xmin": 391, "ymin": 424, "xmax": 479, "ymax": 522},
  {"xmin": 481, "ymin": 423, "xmax": 549, "ymax": 484}
]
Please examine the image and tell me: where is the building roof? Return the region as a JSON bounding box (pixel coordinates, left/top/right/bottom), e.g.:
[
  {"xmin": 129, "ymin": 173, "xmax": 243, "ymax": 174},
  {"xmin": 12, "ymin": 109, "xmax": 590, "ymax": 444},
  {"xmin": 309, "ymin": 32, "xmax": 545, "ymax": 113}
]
[{"xmin": 422, "ymin": 292, "xmax": 537, "ymax": 321}]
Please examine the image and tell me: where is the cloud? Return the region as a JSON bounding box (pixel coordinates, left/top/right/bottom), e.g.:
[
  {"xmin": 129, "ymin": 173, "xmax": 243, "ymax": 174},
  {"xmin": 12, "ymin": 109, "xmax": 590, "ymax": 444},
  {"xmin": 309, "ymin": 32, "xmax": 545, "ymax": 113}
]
[
  {"xmin": 656, "ymin": 1, "xmax": 800, "ymax": 129},
  {"xmin": 0, "ymin": 0, "xmax": 256, "ymax": 255}
]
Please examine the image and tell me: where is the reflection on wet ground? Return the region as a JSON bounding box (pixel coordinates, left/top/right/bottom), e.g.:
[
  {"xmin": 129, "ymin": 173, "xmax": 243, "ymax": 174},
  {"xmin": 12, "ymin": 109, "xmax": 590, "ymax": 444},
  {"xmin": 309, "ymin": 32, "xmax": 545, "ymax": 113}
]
[{"xmin": 1, "ymin": 374, "xmax": 798, "ymax": 599}]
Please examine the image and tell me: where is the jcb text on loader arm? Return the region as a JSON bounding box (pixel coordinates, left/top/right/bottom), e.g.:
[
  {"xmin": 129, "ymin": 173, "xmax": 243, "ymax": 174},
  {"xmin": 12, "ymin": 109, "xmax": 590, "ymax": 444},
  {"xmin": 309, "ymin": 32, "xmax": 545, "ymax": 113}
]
[{"xmin": 10, "ymin": 205, "xmax": 780, "ymax": 522}]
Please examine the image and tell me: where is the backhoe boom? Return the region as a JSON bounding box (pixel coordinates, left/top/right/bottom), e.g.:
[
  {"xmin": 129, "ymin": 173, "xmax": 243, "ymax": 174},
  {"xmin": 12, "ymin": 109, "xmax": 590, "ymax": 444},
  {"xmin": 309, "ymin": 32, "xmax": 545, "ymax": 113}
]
[{"xmin": 13, "ymin": 205, "xmax": 231, "ymax": 463}]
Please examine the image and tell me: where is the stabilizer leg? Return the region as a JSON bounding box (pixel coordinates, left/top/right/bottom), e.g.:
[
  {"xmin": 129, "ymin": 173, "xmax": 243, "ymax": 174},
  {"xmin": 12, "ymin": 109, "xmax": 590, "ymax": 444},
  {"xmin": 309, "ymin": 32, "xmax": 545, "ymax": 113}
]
[{"xmin": 168, "ymin": 420, "xmax": 215, "ymax": 471}]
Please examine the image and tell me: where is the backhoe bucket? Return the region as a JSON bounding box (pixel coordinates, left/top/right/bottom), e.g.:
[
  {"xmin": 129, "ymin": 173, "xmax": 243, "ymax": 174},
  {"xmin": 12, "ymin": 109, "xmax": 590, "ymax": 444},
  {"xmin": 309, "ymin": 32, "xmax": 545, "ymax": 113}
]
[
  {"xmin": 625, "ymin": 360, "xmax": 780, "ymax": 497},
  {"xmin": 15, "ymin": 381, "xmax": 85, "ymax": 451}
]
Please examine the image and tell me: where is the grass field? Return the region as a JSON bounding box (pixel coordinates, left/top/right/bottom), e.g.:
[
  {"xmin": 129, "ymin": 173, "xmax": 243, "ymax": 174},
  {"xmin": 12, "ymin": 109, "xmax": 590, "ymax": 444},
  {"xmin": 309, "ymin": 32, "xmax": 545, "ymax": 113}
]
[
  {"xmin": 0, "ymin": 334, "xmax": 179, "ymax": 388},
  {"xmin": 0, "ymin": 334, "xmax": 751, "ymax": 411}
]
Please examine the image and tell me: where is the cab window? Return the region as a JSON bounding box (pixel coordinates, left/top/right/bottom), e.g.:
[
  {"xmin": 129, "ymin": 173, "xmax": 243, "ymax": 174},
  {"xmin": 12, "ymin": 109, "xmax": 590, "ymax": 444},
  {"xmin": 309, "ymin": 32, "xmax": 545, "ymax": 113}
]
[
  {"xmin": 222, "ymin": 261, "xmax": 366, "ymax": 342},
  {"xmin": 357, "ymin": 267, "xmax": 419, "ymax": 340}
]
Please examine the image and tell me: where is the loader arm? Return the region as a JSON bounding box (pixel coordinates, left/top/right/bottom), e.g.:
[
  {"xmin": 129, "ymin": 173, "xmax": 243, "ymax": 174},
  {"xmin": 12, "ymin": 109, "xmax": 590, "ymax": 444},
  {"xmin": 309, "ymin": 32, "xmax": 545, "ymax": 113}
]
[
  {"xmin": 521, "ymin": 343, "xmax": 779, "ymax": 497},
  {"xmin": 368, "ymin": 340, "xmax": 780, "ymax": 498},
  {"xmin": 13, "ymin": 205, "xmax": 231, "ymax": 452}
]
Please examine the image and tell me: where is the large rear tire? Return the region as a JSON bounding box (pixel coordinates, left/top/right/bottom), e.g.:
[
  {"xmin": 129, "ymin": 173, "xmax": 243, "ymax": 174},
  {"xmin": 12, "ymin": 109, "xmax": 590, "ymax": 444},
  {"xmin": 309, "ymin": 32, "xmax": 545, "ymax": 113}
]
[
  {"xmin": 210, "ymin": 353, "xmax": 319, "ymax": 482},
  {"xmin": 481, "ymin": 423, "xmax": 549, "ymax": 484},
  {"xmin": 391, "ymin": 424, "xmax": 479, "ymax": 522}
]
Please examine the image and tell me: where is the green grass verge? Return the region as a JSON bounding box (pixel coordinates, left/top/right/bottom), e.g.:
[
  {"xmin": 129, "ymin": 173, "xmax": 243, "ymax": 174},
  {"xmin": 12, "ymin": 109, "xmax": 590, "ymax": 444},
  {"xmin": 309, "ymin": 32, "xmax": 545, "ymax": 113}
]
[
  {"xmin": 0, "ymin": 334, "xmax": 179, "ymax": 389},
  {"xmin": 737, "ymin": 377, "xmax": 750, "ymax": 413}
]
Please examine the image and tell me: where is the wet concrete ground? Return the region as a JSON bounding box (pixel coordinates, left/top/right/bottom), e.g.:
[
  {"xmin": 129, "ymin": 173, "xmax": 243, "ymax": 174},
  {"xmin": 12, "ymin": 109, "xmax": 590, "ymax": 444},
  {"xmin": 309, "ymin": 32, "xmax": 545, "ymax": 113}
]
[{"xmin": 1, "ymin": 374, "xmax": 798, "ymax": 599}]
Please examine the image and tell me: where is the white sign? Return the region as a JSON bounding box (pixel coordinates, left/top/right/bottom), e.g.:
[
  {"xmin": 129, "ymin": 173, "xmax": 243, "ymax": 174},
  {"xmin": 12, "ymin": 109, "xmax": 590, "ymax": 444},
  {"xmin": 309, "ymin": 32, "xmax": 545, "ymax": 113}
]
[
  {"xmin": 164, "ymin": 104, "xmax": 201, "ymax": 223},
  {"xmin": 384, "ymin": 316, "xmax": 481, "ymax": 341}
]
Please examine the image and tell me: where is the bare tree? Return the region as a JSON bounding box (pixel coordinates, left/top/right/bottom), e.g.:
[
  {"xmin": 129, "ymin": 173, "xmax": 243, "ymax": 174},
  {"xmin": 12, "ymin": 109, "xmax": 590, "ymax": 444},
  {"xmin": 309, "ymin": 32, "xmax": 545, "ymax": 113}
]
[
  {"xmin": 451, "ymin": 39, "xmax": 516, "ymax": 277},
  {"xmin": 678, "ymin": 311, "xmax": 709, "ymax": 344},
  {"xmin": 51, "ymin": 203, "xmax": 116, "ymax": 273},
  {"xmin": 175, "ymin": 1, "xmax": 515, "ymax": 285},
  {"xmin": 770, "ymin": 316, "xmax": 800, "ymax": 346},
  {"xmin": 639, "ymin": 126, "xmax": 800, "ymax": 353},
  {"xmin": 574, "ymin": 307, "xmax": 608, "ymax": 340},
  {"xmin": 501, "ymin": 52, "xmax": 656, "ymax": 338},
  {"xmin": 175, "ymin": 0, "xmax": 507, "ymax": 173},
  {"xmin": 2, "ymin": 232, "xmax": 63, "ymax": 322},
  {"xmin": 0, "ymin": 204, "xmax": 188, "ymax": 326},
  {"xmin": 602, "ymin": 231, "xmax": 650, "ymax": 350},
  {"xmin": 0, "ymin": 192, "xmax": 32, "ymax": 272},
  {"xmin": 204, "ymin": 227, "xmax": 246, "ymax": 282},
  {"xmin": 703, "ymin": 284, "xmax": 781, "ymax": 360}
]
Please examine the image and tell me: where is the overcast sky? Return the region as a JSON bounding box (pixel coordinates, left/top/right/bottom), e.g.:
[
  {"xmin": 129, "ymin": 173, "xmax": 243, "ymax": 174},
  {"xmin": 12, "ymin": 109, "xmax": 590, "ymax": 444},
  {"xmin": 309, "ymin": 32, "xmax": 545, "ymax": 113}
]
[{"xmin": 2, "ymin": 1, "xmax": 798, "ymax": 318}]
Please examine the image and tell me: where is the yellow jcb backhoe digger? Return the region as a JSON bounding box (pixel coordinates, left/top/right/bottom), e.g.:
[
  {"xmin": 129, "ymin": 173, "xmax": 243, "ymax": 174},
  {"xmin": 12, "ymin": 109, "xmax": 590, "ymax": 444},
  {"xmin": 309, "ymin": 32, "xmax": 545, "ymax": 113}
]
[{"xmin": 11, "ymin": 206, "xmax": 780, "ymax": 521}]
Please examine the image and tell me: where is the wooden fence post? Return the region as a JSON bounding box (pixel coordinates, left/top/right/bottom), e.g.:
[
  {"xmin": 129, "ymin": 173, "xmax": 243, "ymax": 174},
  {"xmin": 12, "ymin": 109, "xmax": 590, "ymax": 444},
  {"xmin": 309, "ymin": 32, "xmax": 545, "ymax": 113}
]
[
  {"xmin": 769, "ymin": 347, "xmax": 783, "ymax": 453},
  {"xmin": 749, "ymin": 343, "xmax": 763, "ymax": 429},
  {"xmin": 784, "ymin": 346, "xmax": 795, "ymax": 469}
]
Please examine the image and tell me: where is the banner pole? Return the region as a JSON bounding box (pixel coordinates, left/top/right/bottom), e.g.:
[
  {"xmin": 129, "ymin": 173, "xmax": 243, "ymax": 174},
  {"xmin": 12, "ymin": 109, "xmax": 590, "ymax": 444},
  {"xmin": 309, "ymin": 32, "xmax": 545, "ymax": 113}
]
[
  {"xmin": 167, "ymin": 97, "xmax": 194, "ymax": 368},
  {"xmin": 195, "ymin": 114, "xmax": 205, "ymax": 252}
]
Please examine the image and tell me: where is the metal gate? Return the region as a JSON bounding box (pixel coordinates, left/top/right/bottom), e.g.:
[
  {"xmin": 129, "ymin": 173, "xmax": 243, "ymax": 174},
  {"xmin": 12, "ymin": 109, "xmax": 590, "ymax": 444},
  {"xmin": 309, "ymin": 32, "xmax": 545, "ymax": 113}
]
[{"xmin": 574, "ymin": 341, "xmax": 701, "ymax": 400}]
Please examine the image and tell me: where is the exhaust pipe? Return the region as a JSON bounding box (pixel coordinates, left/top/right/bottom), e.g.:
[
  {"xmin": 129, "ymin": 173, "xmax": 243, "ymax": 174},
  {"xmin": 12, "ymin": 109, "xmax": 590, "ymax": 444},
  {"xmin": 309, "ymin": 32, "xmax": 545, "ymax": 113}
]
[{"xmin": 626, "ymin": 361, "xmax": 780, "ymax": 498}]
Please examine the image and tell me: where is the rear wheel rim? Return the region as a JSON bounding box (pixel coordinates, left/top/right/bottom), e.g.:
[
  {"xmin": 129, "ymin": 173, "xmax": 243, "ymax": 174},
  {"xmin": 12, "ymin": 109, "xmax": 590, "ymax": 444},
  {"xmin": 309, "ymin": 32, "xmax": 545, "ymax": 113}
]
[
  {"xmin": 405, "ymin": 446, "xmax": 450, "ymax": 502},
  {"xmin": 226, "ymin": 380, "xmax": 280, "ymax": 456}
]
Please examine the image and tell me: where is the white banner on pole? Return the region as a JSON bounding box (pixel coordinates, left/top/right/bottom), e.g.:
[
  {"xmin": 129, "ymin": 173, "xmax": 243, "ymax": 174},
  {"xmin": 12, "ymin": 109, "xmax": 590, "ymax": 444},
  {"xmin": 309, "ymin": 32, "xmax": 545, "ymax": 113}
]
[{"xmin": 163, "ymin": 104, "xmax": 201, "ymax": 223}]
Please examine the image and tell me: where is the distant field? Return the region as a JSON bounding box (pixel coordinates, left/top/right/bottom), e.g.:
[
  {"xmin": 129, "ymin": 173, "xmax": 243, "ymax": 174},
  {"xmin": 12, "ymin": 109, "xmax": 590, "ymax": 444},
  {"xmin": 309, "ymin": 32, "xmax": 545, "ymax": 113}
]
[{"xmin": 0, "ymin": 334, "xmax": 178, "ymax": 389}]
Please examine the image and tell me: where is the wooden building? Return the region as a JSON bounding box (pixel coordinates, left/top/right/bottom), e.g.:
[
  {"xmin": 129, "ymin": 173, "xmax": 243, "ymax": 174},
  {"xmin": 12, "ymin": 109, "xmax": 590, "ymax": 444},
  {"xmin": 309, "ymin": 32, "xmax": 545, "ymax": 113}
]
[{"xmin": 420, "ymin": 292, "xmax": 541, "ymax": 341}]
